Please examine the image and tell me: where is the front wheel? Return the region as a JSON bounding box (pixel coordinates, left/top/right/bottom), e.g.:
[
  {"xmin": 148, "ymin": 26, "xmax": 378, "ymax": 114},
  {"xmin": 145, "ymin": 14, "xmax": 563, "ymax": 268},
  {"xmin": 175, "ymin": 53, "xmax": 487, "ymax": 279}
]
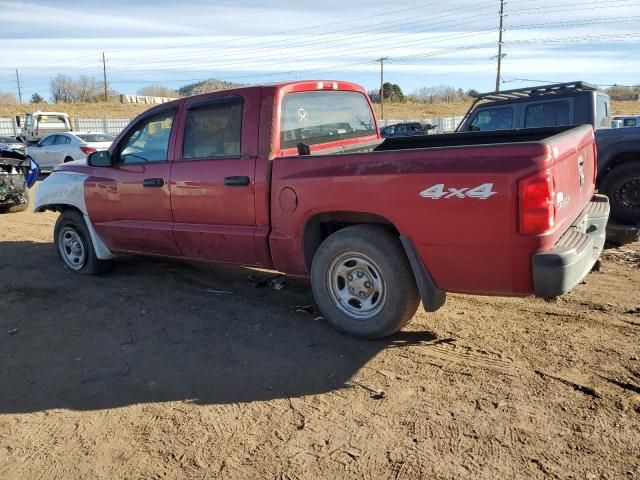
[
  {"xmin": 311, "ymin": 225, "xmax": 420, "ymax": 339},
  {"xmin": 54, "ymin": 210, "xmax": 109, "ymax": 274},
  {"xmin": 601, "ymin": 162, "xmax": 640, "ymax": 225}
]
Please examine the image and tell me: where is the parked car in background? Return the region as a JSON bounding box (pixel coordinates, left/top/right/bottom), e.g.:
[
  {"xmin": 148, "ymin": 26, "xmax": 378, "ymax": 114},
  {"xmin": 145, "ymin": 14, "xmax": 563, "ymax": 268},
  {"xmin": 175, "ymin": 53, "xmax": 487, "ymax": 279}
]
[
  {"xmin": 26, "ymin": 132, "xmax": 114, "ymax": 171},
  {"xmin": 380, "ymin": 122, "xmax": 437, "ymax": 137},
  {"xmin": 457, "ymin": 81, "xmax": 640, "ymax": 225},
  {"xmin": 0, "ymin": 136, "xmax": 26, "ymax": 154},
  {"xmin": 612, "ymin": 115, "xmax": 640, "ymax": 128},
  {"xmin": 0, "ymin": 149, "xmax": 39, "ymax": 213},
  {"xmin": 16, "ymin": 111, "xmax": 73, "ymax": 145}
]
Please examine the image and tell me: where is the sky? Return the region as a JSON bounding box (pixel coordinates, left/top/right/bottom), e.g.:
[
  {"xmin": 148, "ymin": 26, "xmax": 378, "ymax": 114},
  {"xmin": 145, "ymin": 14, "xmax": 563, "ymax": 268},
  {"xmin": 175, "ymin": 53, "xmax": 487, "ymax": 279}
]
[{"xmin": 1, "ymin": 0, "xmax": 639, "ymax": 101}]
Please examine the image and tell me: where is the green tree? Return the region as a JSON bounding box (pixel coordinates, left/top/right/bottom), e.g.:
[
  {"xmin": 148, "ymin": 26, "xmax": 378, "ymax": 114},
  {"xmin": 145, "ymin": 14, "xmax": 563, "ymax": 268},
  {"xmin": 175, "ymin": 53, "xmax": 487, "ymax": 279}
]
[
  {"xmin": 381, "ymin": 82, "xmax": 405, "ymax": 102},
  {"xmin": 30, "ymin": 93, "xmax": 45, "ymax": 103}
]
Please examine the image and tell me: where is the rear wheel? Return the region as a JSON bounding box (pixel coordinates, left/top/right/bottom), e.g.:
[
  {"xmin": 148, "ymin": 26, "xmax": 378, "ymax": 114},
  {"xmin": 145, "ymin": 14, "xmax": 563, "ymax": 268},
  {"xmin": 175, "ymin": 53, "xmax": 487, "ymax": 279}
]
[
  {"xmin": 601, "ymin": 162, "xmax": 640, "ymax": 225},
  {"xmin": 311, "ymin": 225, "xmax": 420, "ymax": 339},
  {"xmin": 64, "ymin": 156, "xmax": 73, "ymax": 163},
  {"xmin": 54, "ymin": 210, "xmax": 109, "ymax": 274}
]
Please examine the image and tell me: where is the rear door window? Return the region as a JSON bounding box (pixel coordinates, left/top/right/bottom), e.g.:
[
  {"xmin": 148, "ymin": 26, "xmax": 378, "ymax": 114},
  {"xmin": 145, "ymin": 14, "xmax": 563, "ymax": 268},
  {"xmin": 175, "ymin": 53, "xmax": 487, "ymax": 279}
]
[
  {"xmin": 470, "ymin": 107, "xmax": 514, "ymax": 131},
  {"xmin": 525, "ymin": 101, "xmax": 570, "ymax": 128},
  {"xmin": 53, "ymin": 135, "xmax": 70, "ymax": 145},
  {"xmin": 183, "ymin": 98, "xmax": 243, "ymax": 159}
]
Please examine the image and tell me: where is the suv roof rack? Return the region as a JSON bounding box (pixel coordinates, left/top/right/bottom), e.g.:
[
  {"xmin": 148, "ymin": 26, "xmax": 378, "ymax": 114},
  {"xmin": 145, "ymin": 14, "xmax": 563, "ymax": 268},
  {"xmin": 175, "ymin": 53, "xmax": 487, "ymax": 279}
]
[{"xmin": 473, "ymin": 81, "xmax": 600, "ymax": 102}]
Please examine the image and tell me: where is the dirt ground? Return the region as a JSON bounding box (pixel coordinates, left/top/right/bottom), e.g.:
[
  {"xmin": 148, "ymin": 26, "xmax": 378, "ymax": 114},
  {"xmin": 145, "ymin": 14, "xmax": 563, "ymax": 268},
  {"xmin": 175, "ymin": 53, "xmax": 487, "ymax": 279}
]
[{"xmin": 0, "ymin": 189, "xmax": 639, "ymax": 480}]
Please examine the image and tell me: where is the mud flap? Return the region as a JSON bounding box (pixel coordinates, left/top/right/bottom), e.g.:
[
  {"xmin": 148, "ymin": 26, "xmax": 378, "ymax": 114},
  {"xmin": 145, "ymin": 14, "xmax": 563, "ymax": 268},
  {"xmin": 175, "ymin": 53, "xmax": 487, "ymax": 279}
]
[{"xmin": 399, "ymin": 236, "xmax": 446, "ymax": 312}]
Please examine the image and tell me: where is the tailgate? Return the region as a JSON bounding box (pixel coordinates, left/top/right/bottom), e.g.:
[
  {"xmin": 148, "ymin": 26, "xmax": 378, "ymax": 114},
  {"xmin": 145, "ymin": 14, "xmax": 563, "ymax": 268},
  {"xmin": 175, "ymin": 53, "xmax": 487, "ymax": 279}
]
[{"xmin": 546, "ymin": 124, "xmax": 596, "ymax": 239}]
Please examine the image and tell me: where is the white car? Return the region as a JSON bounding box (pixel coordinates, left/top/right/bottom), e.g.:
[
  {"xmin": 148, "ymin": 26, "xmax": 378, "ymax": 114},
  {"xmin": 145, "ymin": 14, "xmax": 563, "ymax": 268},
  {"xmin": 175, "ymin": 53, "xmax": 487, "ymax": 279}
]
[
  {"xmin": 26, "ymin": 132, "xmax": 114, "ymax": 171},
  {"xmin": 0, "ymin": 136, "xmax": 26, "ymax": 154}
]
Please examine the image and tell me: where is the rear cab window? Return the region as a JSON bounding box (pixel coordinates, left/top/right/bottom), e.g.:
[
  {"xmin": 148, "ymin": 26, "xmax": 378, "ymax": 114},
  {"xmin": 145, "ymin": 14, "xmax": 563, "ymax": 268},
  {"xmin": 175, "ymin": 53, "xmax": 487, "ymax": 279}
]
[
  {"xmin": 470, "ymin": 107, "xmax": 514, "ymax": 131},
  {"xmin": 524, "ymin": 100, "xmax": 570, "ymax": 128},
  {"xmin": 280, "ymin": 90, "xmax": 376, "ymax": 152}
]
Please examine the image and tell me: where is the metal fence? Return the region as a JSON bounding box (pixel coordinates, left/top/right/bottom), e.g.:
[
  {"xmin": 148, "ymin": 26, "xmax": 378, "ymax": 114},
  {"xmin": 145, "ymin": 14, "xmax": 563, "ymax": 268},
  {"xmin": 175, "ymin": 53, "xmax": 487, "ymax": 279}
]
[
  {"xmin": 0, "ymin": 115, "xmax": 464, "ymax": 138},
  {"xmin": 0, "ymin": 117, "xmax": 131, "ymax": 137}
]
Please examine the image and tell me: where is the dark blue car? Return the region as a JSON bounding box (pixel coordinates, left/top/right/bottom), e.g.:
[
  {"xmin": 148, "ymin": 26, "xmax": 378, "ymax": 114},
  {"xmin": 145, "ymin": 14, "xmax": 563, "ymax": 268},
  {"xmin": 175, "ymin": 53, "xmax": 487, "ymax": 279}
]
[{"xmin": 0, "ymin": 149, "xmax": 40, "ymax": 213}]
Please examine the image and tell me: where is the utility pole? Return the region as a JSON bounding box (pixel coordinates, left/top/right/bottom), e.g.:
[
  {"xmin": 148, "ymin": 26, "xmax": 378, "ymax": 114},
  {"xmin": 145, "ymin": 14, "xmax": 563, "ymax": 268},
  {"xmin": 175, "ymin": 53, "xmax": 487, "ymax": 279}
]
[
  {"xmin": 102, "ymin": 52, "xmax": 108, "ymax": 101},
  {"xmin": 377, "ymin": 57, "xmax": 389, "ymax": 119},
  {"xmin": 15, "ymin": 69, "xmax": 22, "ymax": 104},
  {"xmin": 495, "ymin": 0, "xmax": 505, "ymax": 91}
]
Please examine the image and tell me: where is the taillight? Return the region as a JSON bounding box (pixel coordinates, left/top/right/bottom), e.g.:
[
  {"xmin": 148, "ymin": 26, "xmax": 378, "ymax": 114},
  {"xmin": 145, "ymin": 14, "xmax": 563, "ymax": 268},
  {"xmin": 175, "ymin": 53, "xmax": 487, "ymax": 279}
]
[
  {"xmin": 592, "ymin": 142, "xmax": 598, "ymax": 184},
  {"xmin": 519, "ymin": 171, "xmax": 556, "ymax": 235},
  {"xmin": 80, "ymin": 146, "xmax": 96, "ymax": 155}
]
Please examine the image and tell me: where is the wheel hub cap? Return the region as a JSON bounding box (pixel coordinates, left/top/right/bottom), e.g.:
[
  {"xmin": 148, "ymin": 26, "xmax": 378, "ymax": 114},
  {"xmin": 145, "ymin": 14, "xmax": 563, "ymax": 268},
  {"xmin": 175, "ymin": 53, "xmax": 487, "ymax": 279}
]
[
  {"xmin": 59, "ymin": 226, "xmax": 86, "ymax": 270},
  {"xmin": 327, "ymin": 252, "xmax": 386, "ymax": 320}
]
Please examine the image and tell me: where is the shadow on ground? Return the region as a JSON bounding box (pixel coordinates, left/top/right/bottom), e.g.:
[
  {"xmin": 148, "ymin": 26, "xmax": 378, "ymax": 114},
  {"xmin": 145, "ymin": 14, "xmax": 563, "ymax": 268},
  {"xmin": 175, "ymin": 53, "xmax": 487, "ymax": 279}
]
[{"xmin": 0, "ymin": 240, "xmax": 438, "ymax": 413}]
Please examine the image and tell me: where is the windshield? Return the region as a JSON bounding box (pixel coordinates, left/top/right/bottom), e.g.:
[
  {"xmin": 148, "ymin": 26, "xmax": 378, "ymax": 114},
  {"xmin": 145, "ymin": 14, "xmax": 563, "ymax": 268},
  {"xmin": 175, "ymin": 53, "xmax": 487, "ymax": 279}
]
[
  {"xmin": 77, "ymin": 133, "xmax": 115, "ymax": 143},
  {"xmin": 280, "ymin": 90, "xmax": 375, "ymax": 150}
]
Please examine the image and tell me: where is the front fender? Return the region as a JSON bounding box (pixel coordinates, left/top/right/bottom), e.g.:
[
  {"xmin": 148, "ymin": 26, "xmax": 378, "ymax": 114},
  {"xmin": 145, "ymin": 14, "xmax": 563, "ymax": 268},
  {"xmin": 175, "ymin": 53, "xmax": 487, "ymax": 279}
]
[{"xmin": 34, "ymin": 171, "xmax": 115, "ymax": 260}]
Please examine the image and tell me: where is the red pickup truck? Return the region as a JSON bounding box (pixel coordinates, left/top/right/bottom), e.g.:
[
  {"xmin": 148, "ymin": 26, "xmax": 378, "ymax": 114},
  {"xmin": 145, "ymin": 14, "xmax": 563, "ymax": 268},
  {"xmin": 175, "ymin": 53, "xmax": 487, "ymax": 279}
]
[{"xmin": 35, "ymin": 80, "xmax": 609, "ymax": 338}]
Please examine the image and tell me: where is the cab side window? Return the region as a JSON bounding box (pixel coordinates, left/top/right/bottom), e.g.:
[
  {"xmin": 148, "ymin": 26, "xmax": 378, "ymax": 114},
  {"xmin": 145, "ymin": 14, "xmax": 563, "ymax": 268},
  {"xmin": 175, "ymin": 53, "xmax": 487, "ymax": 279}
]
[
  {"xmin": 118, "ymin": 110, "xmax": 175, "ymax": 165},
  {"xmin": 470, "ymin": 107, "xmax": 513, "ymax": 131},
  {"xmin": 183, "ymin": 99, "xmax": 243, "ymax": 159},
  {"xmin": 54, "ymin": 135, "xmax": 70, "ymax": 145},
  {"xmin": 525, "ymin": 101, "xmax": 570, "ymax": 128}
]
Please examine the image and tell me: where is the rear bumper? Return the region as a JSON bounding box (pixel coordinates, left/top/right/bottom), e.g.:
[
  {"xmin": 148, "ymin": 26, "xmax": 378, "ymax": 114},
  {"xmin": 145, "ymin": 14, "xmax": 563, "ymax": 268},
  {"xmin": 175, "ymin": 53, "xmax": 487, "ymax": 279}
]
[{"xmin": 532, "ymin": 194, "xmax": 609, "ymax": 298}]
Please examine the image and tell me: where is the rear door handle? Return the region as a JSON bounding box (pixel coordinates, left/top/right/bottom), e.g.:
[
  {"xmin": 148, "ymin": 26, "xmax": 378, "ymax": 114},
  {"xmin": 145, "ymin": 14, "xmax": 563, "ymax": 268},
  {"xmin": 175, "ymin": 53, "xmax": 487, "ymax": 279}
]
[
  {"xmin": 143, "ymin": 178, "xmax": 164, "ymax": 187},
  {"xmin": 224, "ymin": 176, "xmax": 250, "ymax": 187}
]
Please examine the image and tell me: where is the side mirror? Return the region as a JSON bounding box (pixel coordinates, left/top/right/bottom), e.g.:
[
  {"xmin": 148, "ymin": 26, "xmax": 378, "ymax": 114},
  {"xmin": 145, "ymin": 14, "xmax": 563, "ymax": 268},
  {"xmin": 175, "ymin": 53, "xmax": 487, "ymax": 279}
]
[
  {"xmin": 15, "ymin": 115, "xmax": 21, "ymax": 128},
  {"xmin": 87, "ymin": 150, "xmax": 113, "ymax": 167}
]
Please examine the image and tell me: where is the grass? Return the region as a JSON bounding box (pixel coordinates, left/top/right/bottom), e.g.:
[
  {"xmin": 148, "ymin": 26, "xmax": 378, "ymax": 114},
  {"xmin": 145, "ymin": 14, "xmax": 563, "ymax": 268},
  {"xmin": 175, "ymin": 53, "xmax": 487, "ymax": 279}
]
[{"xmin": 0, "ymin": 100, "xmax": 637, "ymax": 120}]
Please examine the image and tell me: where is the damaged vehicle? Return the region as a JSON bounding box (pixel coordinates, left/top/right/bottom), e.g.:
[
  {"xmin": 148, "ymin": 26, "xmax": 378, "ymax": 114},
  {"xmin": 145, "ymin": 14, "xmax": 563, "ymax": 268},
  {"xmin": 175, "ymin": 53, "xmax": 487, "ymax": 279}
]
[{"xmin": 0, "ymin": 150, "xmax": 40, "ymax": 213}]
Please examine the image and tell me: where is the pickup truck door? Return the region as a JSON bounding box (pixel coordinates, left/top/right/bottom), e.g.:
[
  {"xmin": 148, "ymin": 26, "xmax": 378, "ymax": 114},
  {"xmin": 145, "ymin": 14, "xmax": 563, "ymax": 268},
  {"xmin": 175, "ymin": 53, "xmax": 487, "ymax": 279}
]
[
  {"xmin": 170, "ymin": 93, "xmax": 264, "ymax": 266},
  {"xmin": 84, "ymin": 108, "xmax": 180, "ymax": 256}
]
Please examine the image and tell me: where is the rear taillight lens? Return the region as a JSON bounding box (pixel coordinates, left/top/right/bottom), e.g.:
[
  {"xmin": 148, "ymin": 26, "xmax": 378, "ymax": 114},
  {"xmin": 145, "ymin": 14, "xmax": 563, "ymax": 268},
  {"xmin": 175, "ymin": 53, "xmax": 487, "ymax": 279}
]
[
  {"xmin": 519, "ymin": 171, "xmax": 556, "ymax": 235},
  {"xmin": 80, "ymin": 146, "xmax": 96, "ymax": 155},
  {"xmin": 592, "ymin": 143, "xmax": 598, "ymax": 184}
]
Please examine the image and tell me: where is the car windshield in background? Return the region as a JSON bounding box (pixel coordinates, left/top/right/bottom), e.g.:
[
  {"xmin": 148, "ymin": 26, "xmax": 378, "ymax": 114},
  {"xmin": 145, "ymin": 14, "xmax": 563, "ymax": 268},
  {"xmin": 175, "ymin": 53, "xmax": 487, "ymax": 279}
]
[
  {"xmin": 280, "ymin": 90, "xmax": 375, "ymax": 149},
  {"xmin": 77, "ymin": 134, "xmax": 115, "ymax": 142},
  {"xmin": 38, "ymin": 116, "xmax": 67, "ymax": 124}
]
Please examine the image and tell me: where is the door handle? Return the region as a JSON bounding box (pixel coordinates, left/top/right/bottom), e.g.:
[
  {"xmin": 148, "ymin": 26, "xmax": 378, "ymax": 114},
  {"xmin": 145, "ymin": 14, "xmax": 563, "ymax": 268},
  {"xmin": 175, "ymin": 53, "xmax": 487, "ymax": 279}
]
[
  {"xmin": 224, "ymin": 176, "xmax": 250, "ymax": 187},
  {"xmin": 143, "ymin": 178, "xmax": 164, "ymax": 187}
]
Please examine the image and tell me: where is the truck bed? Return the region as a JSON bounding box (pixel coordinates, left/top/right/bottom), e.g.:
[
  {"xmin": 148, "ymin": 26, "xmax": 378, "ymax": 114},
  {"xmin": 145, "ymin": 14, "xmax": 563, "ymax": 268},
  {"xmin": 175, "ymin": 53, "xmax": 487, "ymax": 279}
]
[{"xmin": 375, "ymin": 126, "xmax": 577, "ymax": 151}]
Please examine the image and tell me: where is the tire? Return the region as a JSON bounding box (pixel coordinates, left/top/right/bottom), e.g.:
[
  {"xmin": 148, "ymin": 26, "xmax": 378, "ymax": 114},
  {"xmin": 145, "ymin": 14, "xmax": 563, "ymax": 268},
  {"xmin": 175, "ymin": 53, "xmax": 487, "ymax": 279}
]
[
  {"xmin": 311, "ymin": 225, "xmax": 420, "ymax": 339},
  {"xmin": 0, "ymin": 192, "xmax": 29, "ymax": 214},
  {"xmin": 64, "ymin": 156, "xmax": 73, "ymax": 163},
  {"xmin": 54, "ymin": 210, "xmax": 109, "ymax": 274},
  {"xmin": 600, "ymin": 162, "xmax": 640, "ymax": 225}
]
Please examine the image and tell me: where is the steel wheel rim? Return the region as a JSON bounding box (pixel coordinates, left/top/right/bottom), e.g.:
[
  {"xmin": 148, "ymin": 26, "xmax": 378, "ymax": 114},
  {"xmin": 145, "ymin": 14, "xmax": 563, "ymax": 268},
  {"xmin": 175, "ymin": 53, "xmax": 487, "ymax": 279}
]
[
  {"xmin": 327, "ymin": 251, "xmax": 386, "ymax": 320},
  {"xmin": 615, "ymin": 177, "xmax": 640, "ymax": 212},
  {"xmin": 58, "ymin": 226, "xmax": 86, "ymax": 270}
]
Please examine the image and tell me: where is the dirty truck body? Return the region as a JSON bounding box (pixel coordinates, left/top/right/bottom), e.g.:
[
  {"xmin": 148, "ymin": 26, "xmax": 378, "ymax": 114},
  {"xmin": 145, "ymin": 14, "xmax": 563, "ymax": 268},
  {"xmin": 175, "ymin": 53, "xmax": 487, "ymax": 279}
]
[{"xmin": 35, "ymin": 80, "xmax": 608, "ymax": 338}]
